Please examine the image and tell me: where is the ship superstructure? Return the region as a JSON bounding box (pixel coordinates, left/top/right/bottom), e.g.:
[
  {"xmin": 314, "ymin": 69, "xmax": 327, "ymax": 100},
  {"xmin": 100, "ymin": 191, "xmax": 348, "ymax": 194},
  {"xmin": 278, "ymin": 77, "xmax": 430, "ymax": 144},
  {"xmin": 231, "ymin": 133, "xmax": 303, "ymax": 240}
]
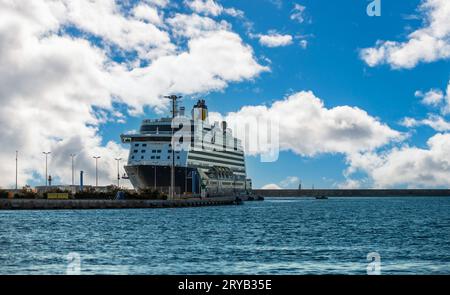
[{"xmin": 121, "ymin": 100, "xmax": 251, "ymax": 197}]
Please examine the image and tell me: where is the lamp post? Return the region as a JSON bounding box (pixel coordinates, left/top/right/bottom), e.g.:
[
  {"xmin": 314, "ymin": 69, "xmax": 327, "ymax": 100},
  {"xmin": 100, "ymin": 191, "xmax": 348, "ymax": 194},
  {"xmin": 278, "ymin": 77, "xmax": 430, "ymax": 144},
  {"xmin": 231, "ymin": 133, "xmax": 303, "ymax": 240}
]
[
  {"xmin": 93, "ymin": 156, "xmax": 101, "ymax": 187},
  {"xmin": 70, "ymin": 154, "xmax": 76, "ymax": 186},
  {"xmin": 43, "ymin": 152, "xmax": 51, "ymax": 187},
  {"xmin": 115, "ymin": 158, "xmax": 122, "ymax": 187},
  {"xmin": 164, "ymin": 95, "xmax": 182, "ymax": 200},
  {"xmin": 15, "ymin": 150, "xmax": 18, "ymax": 190}
]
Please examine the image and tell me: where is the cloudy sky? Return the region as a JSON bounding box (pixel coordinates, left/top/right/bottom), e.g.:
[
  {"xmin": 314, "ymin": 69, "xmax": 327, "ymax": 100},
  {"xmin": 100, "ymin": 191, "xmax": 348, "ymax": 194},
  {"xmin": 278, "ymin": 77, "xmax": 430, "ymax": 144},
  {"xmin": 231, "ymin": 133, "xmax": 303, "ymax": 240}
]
[{"xmin": 1, "ymin": 0, "xmax": 449, "ymax": 189}]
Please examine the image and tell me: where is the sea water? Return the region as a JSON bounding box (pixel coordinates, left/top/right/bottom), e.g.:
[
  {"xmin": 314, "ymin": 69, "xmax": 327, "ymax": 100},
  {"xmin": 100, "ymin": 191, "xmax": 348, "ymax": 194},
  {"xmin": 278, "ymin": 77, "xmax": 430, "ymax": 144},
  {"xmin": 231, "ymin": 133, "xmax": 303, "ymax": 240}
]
[{"xmin": 0, "ymin": 197, "xmax": 449, "ymax": 274}]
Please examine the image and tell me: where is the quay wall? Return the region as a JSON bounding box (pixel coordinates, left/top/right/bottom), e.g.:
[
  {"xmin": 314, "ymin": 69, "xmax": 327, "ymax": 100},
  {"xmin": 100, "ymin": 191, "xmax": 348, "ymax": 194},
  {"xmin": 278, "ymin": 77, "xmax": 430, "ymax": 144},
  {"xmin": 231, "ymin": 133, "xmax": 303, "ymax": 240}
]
[
  {"xmin": 252, "ymin": 189, "xmax": 450, "ymax": 197},
  {"xmin": 0, "ymin": 197, "xmax": 247, "ymax": 210}
]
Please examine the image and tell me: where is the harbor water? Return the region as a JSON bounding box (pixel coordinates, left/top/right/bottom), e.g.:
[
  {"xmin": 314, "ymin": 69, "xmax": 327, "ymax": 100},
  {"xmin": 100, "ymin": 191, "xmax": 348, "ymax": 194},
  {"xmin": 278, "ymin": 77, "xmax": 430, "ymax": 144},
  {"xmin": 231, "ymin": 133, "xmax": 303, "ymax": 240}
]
[{"xmin": 1, "ymin": 197, "xmax": 449, "ymax": 274}]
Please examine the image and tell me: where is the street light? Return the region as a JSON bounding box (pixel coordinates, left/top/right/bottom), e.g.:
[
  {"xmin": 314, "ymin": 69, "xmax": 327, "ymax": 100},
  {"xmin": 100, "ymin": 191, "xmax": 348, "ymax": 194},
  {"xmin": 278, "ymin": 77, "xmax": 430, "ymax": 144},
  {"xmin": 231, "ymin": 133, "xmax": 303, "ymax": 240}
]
[
  {"xmin": 70, "ymin": 154, "xmax": 76, "ymax": 186},
  {"xmin": 164, "ymin": 94, "xmax": 182, "ymax": 200},
  {"xmin": 115, "ymin": 158, "xmax": 122, "ymax": 187},
  {"xmin": 93, "ymin": 156, "xmax": 101, "ymax": 187},
  {"xmin": 43, "ymin": 152, "xmax": 51, "ymax": 187}
]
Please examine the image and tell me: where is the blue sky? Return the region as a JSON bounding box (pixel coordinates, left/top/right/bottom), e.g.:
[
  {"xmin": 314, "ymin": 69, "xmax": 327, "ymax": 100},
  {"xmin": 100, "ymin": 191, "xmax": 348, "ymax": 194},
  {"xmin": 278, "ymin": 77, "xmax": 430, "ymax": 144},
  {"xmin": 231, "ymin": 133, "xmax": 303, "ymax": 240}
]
[
  {"xmin": 97, "ymin": 0, "xmax": 449, "ymax": 189},
  {"xmin": 1, "ymin": 0, "xmax": 449, "ymax": 189}
]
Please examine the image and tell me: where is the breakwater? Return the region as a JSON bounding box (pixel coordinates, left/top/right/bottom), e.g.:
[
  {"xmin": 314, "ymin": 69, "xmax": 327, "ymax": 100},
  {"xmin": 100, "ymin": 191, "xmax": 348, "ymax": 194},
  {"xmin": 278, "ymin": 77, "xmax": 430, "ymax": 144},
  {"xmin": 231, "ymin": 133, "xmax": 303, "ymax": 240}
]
[
  {"xmin": 0, "ymin": 196, "xmax": 251, "ymax": 210},
  {"xmin": 253, "ymin": 189, "xmax": 450, "ymax": 197}
]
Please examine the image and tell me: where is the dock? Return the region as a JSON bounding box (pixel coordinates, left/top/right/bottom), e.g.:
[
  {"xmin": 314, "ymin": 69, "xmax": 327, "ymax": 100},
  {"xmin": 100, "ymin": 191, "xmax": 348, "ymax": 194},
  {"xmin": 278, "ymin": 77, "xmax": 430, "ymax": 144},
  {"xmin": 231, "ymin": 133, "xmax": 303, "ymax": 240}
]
[{"xmin": 0, "ymin": 196, "xmax": 257, "ymax": 211}]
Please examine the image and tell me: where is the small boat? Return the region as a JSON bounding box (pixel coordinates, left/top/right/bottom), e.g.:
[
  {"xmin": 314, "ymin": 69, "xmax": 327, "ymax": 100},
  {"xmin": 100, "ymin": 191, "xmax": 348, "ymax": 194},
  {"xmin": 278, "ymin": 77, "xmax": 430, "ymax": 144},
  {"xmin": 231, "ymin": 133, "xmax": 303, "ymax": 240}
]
[{"xmin": 315, "ymin": 196, "xmax": 328, "ymax": 200}]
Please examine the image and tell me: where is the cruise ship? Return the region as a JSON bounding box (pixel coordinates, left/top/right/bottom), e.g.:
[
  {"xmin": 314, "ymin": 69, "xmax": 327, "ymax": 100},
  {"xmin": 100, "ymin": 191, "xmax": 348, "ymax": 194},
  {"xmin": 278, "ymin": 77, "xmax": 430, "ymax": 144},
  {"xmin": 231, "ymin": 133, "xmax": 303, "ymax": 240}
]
[{"xmin": 120, "ymin": 99, "xmax": 252, "ymax": 197}]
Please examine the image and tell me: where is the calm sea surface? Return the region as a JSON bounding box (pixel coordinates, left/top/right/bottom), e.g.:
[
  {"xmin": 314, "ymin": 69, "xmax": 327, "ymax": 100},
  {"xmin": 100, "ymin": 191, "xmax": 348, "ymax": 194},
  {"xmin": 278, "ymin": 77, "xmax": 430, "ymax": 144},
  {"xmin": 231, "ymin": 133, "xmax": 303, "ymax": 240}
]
[{"xmin": 1, "ymin": 197, "xmax": 449, "ymax": 274}]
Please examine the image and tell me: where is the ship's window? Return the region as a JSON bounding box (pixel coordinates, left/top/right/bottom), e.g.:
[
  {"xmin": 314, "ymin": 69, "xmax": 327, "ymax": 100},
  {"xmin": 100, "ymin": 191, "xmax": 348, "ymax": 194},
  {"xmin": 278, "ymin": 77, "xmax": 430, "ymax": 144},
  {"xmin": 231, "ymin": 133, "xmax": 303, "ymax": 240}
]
[
  {"xmin": 142, "ymin": 144, "xmax": 147, "ymax": 147},
  {"xmin": 141, "ymin": 156, "xmax": 144, "ymax": 159},
  {"xmin": 167, "ymin": 156, "xmax": 170, "ymax": 159},
  {"xmin": 157, "ymin": 150, "xmax": 161, "ymax": 153},
  {"xmin": 151, "ymin": 156, "xmax": 155, "ymax": 159},
  {"xmin": 141, "ymin": 150, "xmax": 146, "ymax": 153},
  {"xmin": 133, "ymin": 150, "xmax": 138, "ymax": 153},
  {"xmin": 168, "ymin": 150, "xmax": 172, "ymax": 153},
  {"xmin": 156, "ymin": 156, "xmax": 160, "ymax": 159},
  {"xmin": 131, "ymin": 156, "xmax": 135, "ymax": 160},
  {"xmin": 140, "ymin": 125, "xmax": 179, "ymax": 133},
  {"xmin": 152, "ymin": 150, "xmax": 156, "ymax": 153},
  {"xmin": 169, "ymin": 144, "xmax": 172, "ymax": 147},
  {"xmin": 177, "ymin": 156, "xmax": 180, "ymax": 159},
  {"xmin": 135, "ymin": 143, "xmax": 139, "ymax": 147}
]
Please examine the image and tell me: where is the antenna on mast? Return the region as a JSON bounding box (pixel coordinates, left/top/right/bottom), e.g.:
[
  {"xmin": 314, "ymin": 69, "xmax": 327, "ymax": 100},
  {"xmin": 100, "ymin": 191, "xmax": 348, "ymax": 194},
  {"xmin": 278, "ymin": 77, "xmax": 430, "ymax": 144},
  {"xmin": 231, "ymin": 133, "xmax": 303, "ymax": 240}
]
[{"xmin": 164, "ymin": 95, "xmax": 182, "ymax": 200}]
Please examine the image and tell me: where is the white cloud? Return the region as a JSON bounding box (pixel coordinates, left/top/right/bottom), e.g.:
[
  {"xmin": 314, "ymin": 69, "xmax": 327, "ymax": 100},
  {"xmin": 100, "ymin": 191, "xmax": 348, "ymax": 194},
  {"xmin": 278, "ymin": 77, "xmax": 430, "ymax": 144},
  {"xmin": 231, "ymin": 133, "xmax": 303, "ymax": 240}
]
[
  {"xmin": 346, "ymin": 133, "xmax": 450, "ymax": 188},
  {"xmin": 184, "ymin": 0, "xmax": 244, "ymax": 18},
  {"xmin": 443, "ymin": 81, "xmax": 450, "ymax": 114},
  {"xmin": 223, "ymin": 7, "xmax": 244, "ymax": 18},
  {"xmin": 268, "ymin": 0, "xmax": 283, "ymax": 10},
  {"xmin": 258, "ymin": 33, "xmax": 293, "ymax": 48},
  {"xmin": 401, "ymin": 115, "xmax": 450, "ymax": 132},
  {"xmin": 211, "ymin": 91, "xmax": 403, "ymax": 157},
  {"xmin": 420, "ymin": 116, "xmax": 450, "ymax": 131},
  {"xmin": 261, "ymin": 183, "xmax": 282, "ymax": 189},
  {"xmin": 113, "ymin": 30, "xmax": 269, "ymax": 114},
  {"xmin": 290, "ymin": 3, "xmax": 306, "ymax": 23},
  {"xmin": 400, "ymin": 117, "xmax": 418, "ymax": 128},
  {"xmin": 167, "ymin": 13, "xmax": 230, "ymax": 38},
  {"xmin": 261, "ymin": 176, "xmax": 301, "ymax": 189},
  {"xmin": 338, "ymin": 178, "xmax": 364, "ymax": 189},
  {"xmin": 133, "ymin": 3, "xmax": 164, "ymax": 25},
  {"xmin": 0, "ymin": 0, "xmax": 267, "ymax": 188},
  {"xmin": 0, "ymin": 1, "xmax": 130, "ymax": 187},
  {"xmin": 59, "ymin": 0, "xmax": 175, "ymax": 59},
  {"xmin": 415, "ymin": 89, "xmax": 444, "ymax": 106},
  {"xmin": 279, "ymin": 176, "xmax": 300, "ymax": 188},
  {"xmin": 145, "ymin": 0, "xmax": 170, "ymax": 8},
  {"xmin": 414, "ymin": 80, "xmax": 450, "ymax": 114},
  {"xmin": 299, "ymin": 39, "xmax": 308, "ymax": 49},
  {"xmin": 360, "ymin": 0, "xmax": 450, "ymax": 69},
  {"xmin": 185, "ymin": 0, "xmax": 223, "ymax": 16}
]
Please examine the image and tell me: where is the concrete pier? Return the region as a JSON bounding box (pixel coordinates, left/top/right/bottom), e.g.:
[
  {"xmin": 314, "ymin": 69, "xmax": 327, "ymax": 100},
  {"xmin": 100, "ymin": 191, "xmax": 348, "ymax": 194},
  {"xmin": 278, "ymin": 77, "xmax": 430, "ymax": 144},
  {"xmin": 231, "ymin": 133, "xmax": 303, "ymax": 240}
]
[{"xmin": 0, "ymin": 197, "xmax": 249, "ymax": 211}]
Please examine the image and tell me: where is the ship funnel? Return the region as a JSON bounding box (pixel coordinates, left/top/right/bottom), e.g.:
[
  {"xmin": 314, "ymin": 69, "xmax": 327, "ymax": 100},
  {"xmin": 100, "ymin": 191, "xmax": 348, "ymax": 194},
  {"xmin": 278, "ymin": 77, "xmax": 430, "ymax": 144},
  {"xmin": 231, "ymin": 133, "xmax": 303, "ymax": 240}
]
[{"xmin": 192, "ymin": 99, "xmax": 208, "ymax": 122}]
